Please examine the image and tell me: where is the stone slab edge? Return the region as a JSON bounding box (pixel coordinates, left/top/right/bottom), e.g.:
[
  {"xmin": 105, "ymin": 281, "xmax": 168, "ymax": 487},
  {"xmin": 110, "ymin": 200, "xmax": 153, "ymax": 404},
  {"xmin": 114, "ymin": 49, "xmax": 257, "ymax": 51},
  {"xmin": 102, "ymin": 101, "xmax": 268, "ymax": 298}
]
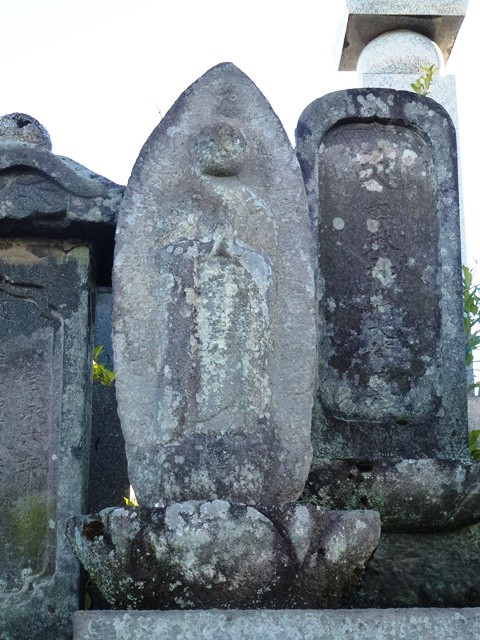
[
  {"xmin": 74, "ymin": 608, "xmax": 480, "ymax": 639},
  {"xmin": 345, "ymin": 0, "xmax": 468, "ymax": 14},
  {"xmin": 336, "ymin": 1, "xmax": 468, "ymax": 70}
]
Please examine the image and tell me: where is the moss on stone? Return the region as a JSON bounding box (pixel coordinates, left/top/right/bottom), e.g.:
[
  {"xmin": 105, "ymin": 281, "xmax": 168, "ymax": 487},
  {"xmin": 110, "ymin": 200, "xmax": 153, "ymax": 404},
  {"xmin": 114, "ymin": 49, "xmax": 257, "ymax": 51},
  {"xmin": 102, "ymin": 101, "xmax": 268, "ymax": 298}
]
[{"xmin": 10, "ymin": 491, "xmax": 50, "ymax": 568}]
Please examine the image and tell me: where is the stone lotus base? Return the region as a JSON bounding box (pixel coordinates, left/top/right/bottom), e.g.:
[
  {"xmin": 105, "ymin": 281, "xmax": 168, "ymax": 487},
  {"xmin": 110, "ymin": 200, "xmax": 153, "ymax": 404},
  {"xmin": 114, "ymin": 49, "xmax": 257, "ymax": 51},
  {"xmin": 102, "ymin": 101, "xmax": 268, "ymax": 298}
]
[{"xmin": 66, "ymin": 501, "xmax": 380, "ymax": 609}]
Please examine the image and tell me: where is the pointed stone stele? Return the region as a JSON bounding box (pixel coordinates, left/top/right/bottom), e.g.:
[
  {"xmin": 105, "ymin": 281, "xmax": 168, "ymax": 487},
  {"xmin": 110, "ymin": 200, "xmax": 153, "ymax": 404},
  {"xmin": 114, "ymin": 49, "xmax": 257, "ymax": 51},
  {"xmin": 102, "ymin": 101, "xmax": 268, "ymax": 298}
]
[
  {"xmin": 112, "ymin": 62, "xmax": 316, "ymax": 507},
  {"xmin": 68, "ymin": 64, "xmax": 381, "ymax": 614}
]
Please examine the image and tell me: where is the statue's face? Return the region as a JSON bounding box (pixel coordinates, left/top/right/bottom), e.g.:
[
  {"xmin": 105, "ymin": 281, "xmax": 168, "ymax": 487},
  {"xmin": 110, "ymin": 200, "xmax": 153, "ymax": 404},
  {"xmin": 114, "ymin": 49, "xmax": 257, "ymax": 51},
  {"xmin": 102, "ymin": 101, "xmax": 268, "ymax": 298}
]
[{"xmin": 194, "ymin": 121, "xmax": 247, "ymax": 177}]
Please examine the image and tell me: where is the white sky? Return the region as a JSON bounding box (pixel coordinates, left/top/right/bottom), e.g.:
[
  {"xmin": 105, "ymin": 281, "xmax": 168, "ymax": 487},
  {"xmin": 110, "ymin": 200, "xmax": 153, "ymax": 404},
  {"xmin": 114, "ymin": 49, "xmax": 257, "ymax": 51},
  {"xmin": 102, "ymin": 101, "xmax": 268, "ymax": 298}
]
[{"xmin": 1, "ymin": 0, "xmax": 478, "ymax": 265}]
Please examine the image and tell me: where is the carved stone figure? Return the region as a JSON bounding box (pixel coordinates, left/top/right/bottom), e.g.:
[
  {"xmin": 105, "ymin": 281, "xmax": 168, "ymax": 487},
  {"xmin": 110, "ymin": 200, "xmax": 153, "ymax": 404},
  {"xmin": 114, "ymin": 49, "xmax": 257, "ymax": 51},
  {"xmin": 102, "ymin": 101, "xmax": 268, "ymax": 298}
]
[{"xmin": 113, "ymin": 63, "xmax": 316, "ymax": 506}]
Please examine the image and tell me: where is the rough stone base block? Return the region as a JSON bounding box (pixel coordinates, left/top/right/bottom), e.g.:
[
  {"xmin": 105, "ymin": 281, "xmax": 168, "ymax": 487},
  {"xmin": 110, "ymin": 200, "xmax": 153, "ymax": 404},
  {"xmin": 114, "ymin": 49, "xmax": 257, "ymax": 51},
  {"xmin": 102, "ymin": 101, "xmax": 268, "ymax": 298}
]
[{"xmin": 74, "ymin": 609, "xmax": 480, "ymax": 639}]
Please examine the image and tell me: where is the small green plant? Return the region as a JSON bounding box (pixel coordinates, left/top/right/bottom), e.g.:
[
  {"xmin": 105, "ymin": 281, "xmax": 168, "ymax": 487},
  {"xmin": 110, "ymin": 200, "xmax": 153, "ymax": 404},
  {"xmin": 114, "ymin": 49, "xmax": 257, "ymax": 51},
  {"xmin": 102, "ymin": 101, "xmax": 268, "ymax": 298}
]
[
  {"xmin": 84, "ymin": 579, "xmax": 93, "ymax": 610},
  {"xmin": 462, "ymin": 265, "xmax": 480, "ymax": 382},
  {"xmin": 123, "ymin": 495, "xmax": 139, "ymax": 507},
  {"xmin": 469, "ymin": 430, "xmax": 480, "ymax": 461},
  {"xmin": 92, "ymin": 345, "xmax": 116, "ymax": 386},
  {"xmin": 411, "ymin": 64, "xmax": 436, "ymax": 96},
  {"xmin": 463, "ymin": 265, "xmax": 480, "ymax": 459}
]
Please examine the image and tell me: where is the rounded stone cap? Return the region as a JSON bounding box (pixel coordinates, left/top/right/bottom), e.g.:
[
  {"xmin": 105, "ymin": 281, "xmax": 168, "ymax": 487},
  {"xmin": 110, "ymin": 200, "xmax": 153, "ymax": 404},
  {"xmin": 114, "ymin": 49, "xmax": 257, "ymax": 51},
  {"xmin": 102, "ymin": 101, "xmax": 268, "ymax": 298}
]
[
  {"xmin": 0, "ymin": 112, "xmax": 52, "ymax": 150},
  {"xmin": 358, "ymin": 30, "xmax": 444, "ymax": 74}
]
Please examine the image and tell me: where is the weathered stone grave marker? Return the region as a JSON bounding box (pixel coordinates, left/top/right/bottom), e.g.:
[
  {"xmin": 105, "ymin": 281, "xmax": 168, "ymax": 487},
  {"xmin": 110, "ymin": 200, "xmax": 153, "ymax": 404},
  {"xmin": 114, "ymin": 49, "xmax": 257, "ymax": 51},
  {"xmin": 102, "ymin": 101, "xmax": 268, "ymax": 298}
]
[
  {"xmin": 291, "ymin": 0, "xmax": 480, "ymax": 612},
  {"xmin": 68, "ymin": 63, "xmax": 380, "ymax": 624},
  {"xmin": 297, "ymin": 88, "xmax": 465, "ymax": 463},
  {"xmin": 111, "ymin": 62, "xmax": 317, "ymax": 507},
  {"xmin": 0, "ymin": 113, "xmax": 123, "ymax": 640},
  {"xmin": 0, "ymin": 239, "xmax": 92, "ymax": 639}
]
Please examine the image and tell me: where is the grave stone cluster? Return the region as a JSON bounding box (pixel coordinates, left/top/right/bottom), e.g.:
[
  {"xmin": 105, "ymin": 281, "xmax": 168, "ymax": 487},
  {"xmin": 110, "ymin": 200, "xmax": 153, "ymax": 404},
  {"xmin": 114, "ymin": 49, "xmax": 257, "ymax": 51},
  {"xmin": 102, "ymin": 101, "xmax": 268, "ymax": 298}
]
[
  {"xmin": 67, "ymin": 62, "xmax": 380, "ymax": 614},
  {"xmin": 1, "ymin": 2, "xmax": 479, "ymax": 639}
]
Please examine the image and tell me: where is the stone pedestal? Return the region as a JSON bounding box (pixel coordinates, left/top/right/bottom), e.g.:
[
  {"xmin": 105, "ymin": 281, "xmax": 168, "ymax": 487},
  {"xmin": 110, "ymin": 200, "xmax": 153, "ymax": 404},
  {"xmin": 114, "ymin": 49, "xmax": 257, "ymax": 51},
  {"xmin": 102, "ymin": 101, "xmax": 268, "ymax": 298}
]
[
  {"xmin": 73, "ymin": 608, "xmax": 480, "ymax": 640},
  {"xmin": 67, "ymin": 502, "xmax": 380, "ymax": 610}
]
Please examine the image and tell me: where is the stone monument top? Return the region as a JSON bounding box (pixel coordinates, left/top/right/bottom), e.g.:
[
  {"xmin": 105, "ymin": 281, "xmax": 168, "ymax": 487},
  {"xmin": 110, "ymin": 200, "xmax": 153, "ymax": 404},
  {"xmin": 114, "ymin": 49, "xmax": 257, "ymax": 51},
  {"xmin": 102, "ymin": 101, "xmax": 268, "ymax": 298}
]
[{"xmin": 337, "ymin": 0, "xmax": 469, "ymax": 70}]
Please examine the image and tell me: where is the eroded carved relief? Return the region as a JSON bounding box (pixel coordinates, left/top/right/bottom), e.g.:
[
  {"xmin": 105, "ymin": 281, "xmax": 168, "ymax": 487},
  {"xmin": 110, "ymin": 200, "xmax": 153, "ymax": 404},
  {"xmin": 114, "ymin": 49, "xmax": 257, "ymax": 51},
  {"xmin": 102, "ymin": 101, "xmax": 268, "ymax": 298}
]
[
  {"xmin": 113, "ymin": 63, "xmax": 316, "ymax": 505},
  {"xmin": 0, "ymin": 287, "xmax": 62, "ymax": 592}
]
